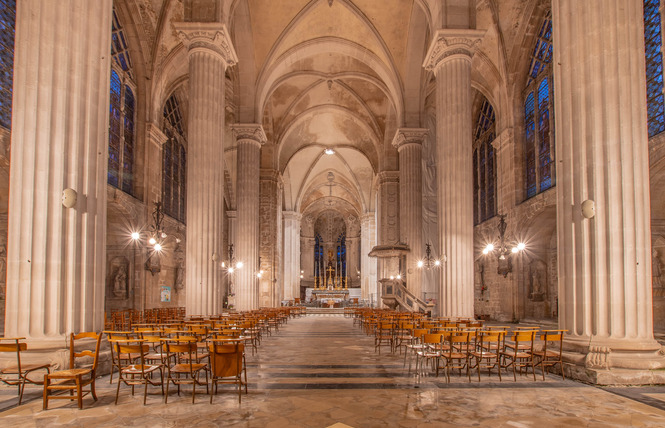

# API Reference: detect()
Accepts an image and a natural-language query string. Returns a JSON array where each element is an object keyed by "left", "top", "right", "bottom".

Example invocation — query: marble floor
[{"left": 2, "top": 314, "right": 665, "bottom": 427}]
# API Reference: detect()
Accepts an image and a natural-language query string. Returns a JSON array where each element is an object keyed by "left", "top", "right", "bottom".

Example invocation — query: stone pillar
[
  {"left": 361, "top": 213, "right": 378, "bottom": 303},
  {"left": 553, "top": 0, "right": 665, "bottom": 376},
  {"left": 282, "top": 211, "right": 301, "bottom": 301},
  {"left": 376, "top": 171, "right": 400, "bottom": 281},
  {"left": 492, "top": 129, "right": 516, "bottom": 215},
  {"left": 232, "top": 125, "right": 266, "bottom": 311},
  {"left": 4, "top": 0, "right": 111, "bottom": 338},
  {"left": 393, "top": 129, "right": 427, "bottom": 299},
  {"left": 424, "top": 29, "right": 484, "bottom": 318},
  {"left": 260, "top": 170, "right": 283, "bottom": 307},
  {"left": 175, "top": 23, "right": 237, "bottom": 316}
]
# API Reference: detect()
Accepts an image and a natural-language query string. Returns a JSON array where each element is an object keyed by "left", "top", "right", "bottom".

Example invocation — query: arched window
[
  {"left": 0, "top": 0, "right": 16, "bottom": 129},
  {"left": 314, "top": 234, "right": 323, "bottom": 286},
  {"left": 108, "top": 9, "right": 136, "bottom": 195},
  {"left": 337, "top": 233, "right": 347, "bottom": 284},
  {"left": 473, "top": 98, "right": 496, "bottom": 225},
  {"left": 163, "top": 94, "right": 187, "bottom": 223},
  {"left": 524, "top": 13, "right": 554, "bottom": 199},
  {"left": 644, "top": 0, "right": 665, "bottom": 137}
]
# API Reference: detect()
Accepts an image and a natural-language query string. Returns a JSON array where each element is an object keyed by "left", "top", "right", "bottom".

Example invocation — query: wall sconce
[
  {"left": 62, "top": 188, "right": 77, "bottom": 208},
  {"left": 482, "top": 214, "right": 525, "bottom": 278},
  {"left": 581, "top": 199, "right": 595, "bottom": 219}
]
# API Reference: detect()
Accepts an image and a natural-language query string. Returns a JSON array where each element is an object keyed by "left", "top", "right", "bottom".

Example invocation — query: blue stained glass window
[
  {"left": 163, "top": 94, "right": 187, "bottom": 223},
  {"left": 524, "top": 12, "right": 555, "bottom": 200},
  {"left": 644, "top": 0, "right": 665, "bottom": 137},
  {"left": 122, "top": 87, "right": 135, "bottom": 194},
  {"left": 111, "top": 10, "right": 133, "bottom": 79},
  {"left": 108, "top": 71, "right": 122, "bottom": 187},
  {"left": 0, "top": 0, "right": 16, "bottom": 129},
  {"left": 473, "top": 98, "right": 497, "bottom": 224}
]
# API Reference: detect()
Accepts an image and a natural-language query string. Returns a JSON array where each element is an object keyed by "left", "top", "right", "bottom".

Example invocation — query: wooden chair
[
  {"left": 0, "top": 337, "right": 50, "bottom": 404},
  {"left": 374, "top": 322, "right": 394, "bottom": 354},
  {"left": 208, "top": 340, "right": 247, "bottom": 403},
  {"left": 469, "top": 331, "right": 504, "bottom": 381},
  {"left": 415, "top": 333, "right": 445, "bottom": 376},
  {"left": 163, "top": 339, "right": 209, "bottom": 403},
  {"left": 533, "top": 330, "right": 566, "bottom": 380},
  {"left": 114, "top": 340, "right": 164, "bottom": 405},
  {"left": 403, "top": 328, "right": 428, "bottom": 372},
  {"left": 440, "top": 331, "right": 472, "bottom": 383},
  {"left": 104, "top": 330, "right": 134, "bottom": 384},
  {"left": 43, "top": 332, "right": 102, "bottom": 410},
  {"left": 501, "top": 330, "right": 537, "bottom": 381}
]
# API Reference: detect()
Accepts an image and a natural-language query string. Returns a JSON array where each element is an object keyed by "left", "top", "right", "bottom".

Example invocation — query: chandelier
[
  {"left": 482, "top": 214, "right": 525, "bottom": 277},
  {"left": 221, "top": 243, "right": 243, "bottom": 273},
  {"left": 417, "top": 242, "right": 443, "bottom": 270}
]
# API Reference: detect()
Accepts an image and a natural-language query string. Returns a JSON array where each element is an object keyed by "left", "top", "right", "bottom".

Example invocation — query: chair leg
[
  {"left": 77, "top": 378, "right": 83, "bottom": 409},
  {"left": 43, "top": 375, "right": 49, "bottom": 410},
  {"left": 143, "top": 378, "right": 148, "bottom": 405},
  {"left": 115, "top": 375, "right": 122, "bottom": 405},
  {"left": 18, "top": 376, "right": 26, "bottom": 405},
  {"left": 91, "top": 377, "right": 98, "bottom": 401}
]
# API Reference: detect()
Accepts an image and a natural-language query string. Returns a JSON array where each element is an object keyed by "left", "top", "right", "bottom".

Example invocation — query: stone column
[
  {"left": 175, "top": 23, "right": 237, "bottom": 316},
  {"left": 259, "top": 169, "right": 282, "bottom": 307},
  {"left": 232, "top": 125, "right": 266, "bottom": 311},
  {"left": 282, "top": 211, "right": 301, "bottom": 300},
  {"left": 492, "top": 129, "right": 516, "bottom": 215},
  {"left": 424, "top": 29, "right": 484, "bottom": 318},
  {"left": 393, "top": 129, "right": 427, "bottom": 299},
  {"left": 553, "top": 0, "right": 665, "bottom": 376},
  {"left": 4, "top": 0, "right": 111, "bottom": 338},
  {"left": 376, "top": 171, "right": 400, "bottom": 281},
  {"left": 361, "top": 213, "right": 378, "bottom": 302}
]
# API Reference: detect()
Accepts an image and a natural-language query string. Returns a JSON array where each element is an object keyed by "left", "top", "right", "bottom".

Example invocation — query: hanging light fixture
[
  {"left": 482, "top": 214, "right": 526, "bottom": 277},
  {"left": 417, "top": 242, "right": 442, "bottom": 270},
  {"left": 221, "top": 243, "right": 243, "bottom": 273}
]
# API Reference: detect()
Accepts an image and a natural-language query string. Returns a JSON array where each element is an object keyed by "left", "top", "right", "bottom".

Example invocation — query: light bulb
[
  {"left": 434, "top": 260, "right": 441, "bottom": 266},
  {"left": 131, "top": 232, "right": 140, "bottom": 241},
  {"left": 236, "top": 261, "right": 243, "bottom": 269},
  {"left": 228, "top": 267, "right": 234, "bottom": 274},
  {"left": 153, "top": 243, "right": 162, "bottom": 252},
  {"left": 517, "top": 242, "right": 526, "bottom": 251},
  {"left": 417, "top": 260, "right": 424, "bottom": 268},
  {"left": 148, "top": 237, "right": 157, "bottom": 245}
]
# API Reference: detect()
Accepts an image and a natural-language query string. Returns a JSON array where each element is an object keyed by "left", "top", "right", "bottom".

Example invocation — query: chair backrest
[
  {"left": 540, "top": 330, "right": 565, "bottom": 353},
  {"left": 511, "top": 330, "right": 536, "bottom": 351},
  {"left": 70, "top": 332, "right": 102, "bottom": 372},
  {"left": 115, "top": 340, "right": 149, "bottom": 369},
  {"left": 422, "top": 333, "right": 444, "bottom": 346},
  {"left": 0, "top": 337, "right": 27, "bottom": 372},
  {"left": 164, "top": 339, "right": 198, "bottom": 365},
  {"left": 208, "top": 342, "right": 244, "bottom": 377}
]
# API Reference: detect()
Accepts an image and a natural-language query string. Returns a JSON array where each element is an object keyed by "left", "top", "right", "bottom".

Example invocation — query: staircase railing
[{"left": 380, "top": 279, "right": 434, "bottom": 315}]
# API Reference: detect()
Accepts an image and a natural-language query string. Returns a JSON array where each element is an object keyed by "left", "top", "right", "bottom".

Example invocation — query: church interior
[{"left": 1, "top": 0, "right": 665, "bottom": 424}]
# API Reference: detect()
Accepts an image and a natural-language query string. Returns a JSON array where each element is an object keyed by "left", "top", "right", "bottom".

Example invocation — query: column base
[{"left": 561, "top": 336, "right": 665, "bottom": 385}]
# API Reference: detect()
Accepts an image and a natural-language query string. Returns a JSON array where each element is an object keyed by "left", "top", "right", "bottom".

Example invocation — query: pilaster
[{"left": 282, "top": 211, "right": 302, "bottom": 301}]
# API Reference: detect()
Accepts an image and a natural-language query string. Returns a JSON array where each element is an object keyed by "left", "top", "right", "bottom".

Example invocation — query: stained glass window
[
  {"left": 523, "top": 12, "right": 555, "bottom": 200},
  {"left": 644, "top": 0, "right": 665, "bottom": 137},
  {"left": 108, "top": 9, "right": 136, "bottom": 195},
  {"left": 0, "top": 0, "right": 16, "bottom": 129},
  {"left": 473, "top": 98, "right": 496, "bottom": 225},
  {"left": 163, "top": 94, "right": 187, "bottom": 223}
]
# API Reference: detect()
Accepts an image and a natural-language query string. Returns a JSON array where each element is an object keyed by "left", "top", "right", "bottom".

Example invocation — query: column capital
[
  {"left": 491, "top": 127, "right": 513, "bottom": 152},
  {"left": 174, "top": 22, "right": 238, "bottom": 67},
  {"left": 423, "top": 29, "right": 485, "bottom": 72},
  {"left": 361, "top": 212, "right": 376, "bottom": 224},
  {"left": 392, "top": 128, "right": 428, "bottom": 151},
  {"left": 232, "top": 124, "right": 267, "bottom": 148},
  {"left": 377, "top": 171, "right": 399, "bottom": 185},
  {"left": 146, "top": 123, "right": 168, "bottom": 149},
  {"left": 283, "top": 210, "right": 302, "bottom": 222}
]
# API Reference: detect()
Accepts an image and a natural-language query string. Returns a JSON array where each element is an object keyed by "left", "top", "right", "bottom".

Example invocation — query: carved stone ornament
[
  {"left": 174, "top": 22, "right": 238, "bottom": 67},
  {"left": 423, "top": 29, "right": 485, "bottom": 72},
  {"left": 585, "top": 346, "right": 611, "bottom": 370},
  {"left": 231, "top": 124, "right": 267, "bottom": 146},
  {"left": 392, "top": 128, "right": 428, "bottom": 151}
]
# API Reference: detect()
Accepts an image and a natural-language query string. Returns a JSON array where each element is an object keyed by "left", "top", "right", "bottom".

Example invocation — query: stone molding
[
  {"left": 391, "top": 128, "right": 428, "bottom": 151},
  {"left": 174, "top": 22, "right": 238, "bottom": 66},
  {"left": 232, "top": 124, "right": 267, "bottom": 147},
  {"left": 282, "top": 210, "right": 302, "bottom": 222},
  {"left": 146, "top": 123, "right": 168, "bottom": 149},
  {"left": 377, "top": 171, "right": 399, "bottom": 186},
  {"left": 492, "top": 127, "right": 514, "bottom": 152},
  {"left": 423, "top": 29, "right": 485, "bottom": 72}
]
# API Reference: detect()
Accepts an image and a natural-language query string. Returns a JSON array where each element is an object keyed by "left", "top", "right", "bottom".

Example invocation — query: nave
[{"left": 1, "top": 315, "right": 665, "bottom": 427}]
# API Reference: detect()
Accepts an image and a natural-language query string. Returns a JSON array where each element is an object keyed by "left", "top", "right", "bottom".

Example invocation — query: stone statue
[
  {"left": 653, "top": 249, "right": 663, "bottom": 289},
  {"left": 529, "top": 260, "right": 546, "bottom": 301},
  {"left": 175, "top": 263, "right": 184, "bottom": 292},
  {"left": 113, "top": 265, "right": 127, "bottom": 298}
]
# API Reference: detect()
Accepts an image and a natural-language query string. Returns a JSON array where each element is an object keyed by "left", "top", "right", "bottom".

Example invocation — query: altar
[{"left": 311, "top": 289, "right": 350, "bottom": 300}]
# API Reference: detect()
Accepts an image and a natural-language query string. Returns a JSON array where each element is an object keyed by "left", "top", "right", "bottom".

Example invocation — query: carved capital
[
  {"left": 492, "top": 127, "right": 513, "bottom": 151},
  {"left": 232, "top": 124, "right": 267, "bottom": 147},
  {"left": 423, "top": 29, "right": 485, "bottom": 72},
  {"left": 145, "top": 123, "right": 168, "bottom": 148},
  {"left": 392, "top": 128, "right": 428, "bottom": 151},
  {"left": 174, "top": 22, "right": 238, "bottom": 67},
  {"left": 377, "top": 171, "right": 400, "bottom": 186},
  {"left": 283, "top": 211, "right": 302, "bottom": 222}
]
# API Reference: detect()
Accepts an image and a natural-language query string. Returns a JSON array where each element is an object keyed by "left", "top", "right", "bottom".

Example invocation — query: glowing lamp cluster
[{"left": 482, "top": 214, "right": 526, "bottom": 277}]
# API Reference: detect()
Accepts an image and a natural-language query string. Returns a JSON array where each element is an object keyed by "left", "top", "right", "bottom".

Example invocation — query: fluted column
[
  {"left": 424, "top": 30, "right": 483, "bottom": 318},
  {"left": 361, "top": 213, "right": 378, "bottom": 302},
  {"left": 393, "top": 129, "right": 427, "bottom": 299},
  {"left": 175, "top": 23, "right": 237, "bottom": 316},
  {"left": 233, "top": 125, "right": 266, "bottom": 311},
  {"left": 553, "top": 0, "right": 664, "bottom": 371},
  {"left": 5, "top": 0, "right": 111, "bottom": 338},
  {"left": 282, "top": 211, "right": 302, "bottom": 300}
]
